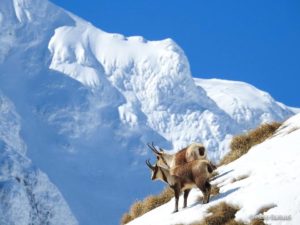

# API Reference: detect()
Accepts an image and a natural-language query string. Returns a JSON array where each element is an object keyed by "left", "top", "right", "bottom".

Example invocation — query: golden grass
[
  {"left": 120, "top": 187, "right": 173, "bottom": 224},
  {"left": 120, "top": 213, "right": 132, "bottom": 225},
  {"left": 224, "top": 220, "right": 246, "bottom": 225},
  {"left": 191, "top": 217, "right": 265, "bottom": 225},
  {"left": 190, "top": 202, "right": 240, "bottom": 225},
  {"left": 257, "top": 204, "right": 276, "bottom": 215},
  {"left": 249, "top": 218, "right": 266, "bottom": 225},
  {"left": 231, "top": 174, "right": 249, "bottom": 183},
  {"left": 220, "top": 122, "right": 282, "bottom": 165},
  {"left": 204, "top": 202, "right": 239, "bottom": 225},
  {"left": 211, "top": 185, "right": 220, "bottom": 196}
]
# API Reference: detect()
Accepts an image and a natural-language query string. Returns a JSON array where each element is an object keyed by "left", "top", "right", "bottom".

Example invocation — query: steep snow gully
[{"left": 0, "top": 0, "right": 296, "bottom": 224}]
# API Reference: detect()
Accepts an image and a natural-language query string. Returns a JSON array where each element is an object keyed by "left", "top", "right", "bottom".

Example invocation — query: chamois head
[
  {"left": 147, "top": 142, "right": 170, "bottom": 169},
  {"left": 145, "top": 159, "right": 167, "bottom": 181}
]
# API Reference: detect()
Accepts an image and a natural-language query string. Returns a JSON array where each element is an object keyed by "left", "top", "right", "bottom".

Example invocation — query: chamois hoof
[{"left": 172, "top": 209, "right": 178, "bottom": 213}]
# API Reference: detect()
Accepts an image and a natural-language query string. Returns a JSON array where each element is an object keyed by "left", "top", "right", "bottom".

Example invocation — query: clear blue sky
[{"left": 51, "top": 0, "right": 300, "bottom": 107}]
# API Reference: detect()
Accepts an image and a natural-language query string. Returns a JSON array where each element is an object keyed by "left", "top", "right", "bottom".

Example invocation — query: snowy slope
[
  {"left": 128, "top": 113, "right": 300, "bottom": 225},
  {"left": 0, "top": 0, "right": 296, "bottom": 224},
  {"left": 195, "top": 78, "right": 294, "bottom": 130}
]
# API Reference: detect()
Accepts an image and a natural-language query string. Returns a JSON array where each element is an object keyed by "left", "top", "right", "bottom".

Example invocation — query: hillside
[{"left": 127, "top": 113, "right": 300, "bottom": 225}]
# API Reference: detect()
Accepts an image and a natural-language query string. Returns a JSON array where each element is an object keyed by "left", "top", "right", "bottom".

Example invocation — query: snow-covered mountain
[
  {"left": 128, "top": 113, "right": 300, "bottom": 225},
  {"left": 195, "top": 78, "right": 294, "bottom": 130},
  {"left": 0, "top": 0, "right": 296, "bottom": 224},
  {"left": 0, "top": 93, "right": 77, "bottom": 225}
]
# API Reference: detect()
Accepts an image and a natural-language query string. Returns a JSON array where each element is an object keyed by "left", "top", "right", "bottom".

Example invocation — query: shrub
[
  {"left": 225, "top": 220, "right": 246, "bottom": 225},
  {"left": 204, "top": 202, "right": 239, "bottom": 225},
  {"left": 231, "top": 174, "right": 249, "bottom": 183},
  {"left": 220, "top": 122, "right": 282, "bottom": 165},
  {"left": 120, "top": 213, "right": 132, "bottom": 225},
  {"left": 249, "top": 218, "right": 266, "bottom": 225},
  {"left": 190, "top": 202, "right": 240, "bottom": 225},
  {"left": 211, "top": 185, "right": 220, "bottom": 196},
  {"left": 129, "top": 200, "right": 144, "bottom": 219},
  {"left": 120, "top": 187, "right": 173, "bottom": 224}
]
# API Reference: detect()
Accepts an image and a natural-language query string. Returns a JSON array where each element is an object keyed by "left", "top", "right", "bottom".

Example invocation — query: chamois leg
[
  {"left": 195, "top": 178, "right": 208, "bottom": 204},
  {"left": 183, "top": 189, "right": 191, "bottom": 208},
  {"left": 172, "top": 185, "right": 180, "bottom": 213},
  {"left": 204, "top": 181, "right": 211, "bottom": 203},
  {"left": 201, "top": 181, "right": 211, "bottom": 204}
]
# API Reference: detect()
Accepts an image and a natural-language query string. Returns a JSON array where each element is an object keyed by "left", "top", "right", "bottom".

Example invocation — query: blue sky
[{"left": 51, "top": 0, "right": 300, "bottom": 107}]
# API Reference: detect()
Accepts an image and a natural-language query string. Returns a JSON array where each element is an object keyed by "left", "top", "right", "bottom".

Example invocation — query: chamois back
[
  {"left": 170, "top": 160, "right": 211, "bottom": 178},
  {"left": 172, "top": 143, "right": 207, "bottom": 167},
  {"left": 173, "top": 147, "right": 188, "bottom": 166}
]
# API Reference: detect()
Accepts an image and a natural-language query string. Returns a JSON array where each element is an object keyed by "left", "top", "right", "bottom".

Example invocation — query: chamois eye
[{"left": 156, "top": 156, "right": 159, "bottom": 160}]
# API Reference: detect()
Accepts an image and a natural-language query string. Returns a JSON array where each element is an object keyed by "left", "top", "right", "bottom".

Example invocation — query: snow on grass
[{"left": 128, "top": 113, "right": 300, "bottom": 225}]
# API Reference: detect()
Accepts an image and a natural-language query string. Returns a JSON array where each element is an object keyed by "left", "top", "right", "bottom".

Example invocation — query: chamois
[
  {"left": 146, "top": 159, "right": 213, "bottom": 213},
  {"left": 147, "top": 142, "right": 208, "bottom": 169}
]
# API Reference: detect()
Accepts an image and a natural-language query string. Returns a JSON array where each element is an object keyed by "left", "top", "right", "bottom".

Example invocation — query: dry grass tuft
[
  {"left": 211, "top": 185, "right": 220, "bottom": 196},
  {"left": 120, "top": 187, "right": 173, "bottom": 224},
  {"left": 231, "top": 174, "right": 249, "bottom": 183},
  {"left": 189, "top": 202, "right": 240, "bottom": 225},
  {"left": 249, "top": 218, "right": 266, "bottom": 225},
  {"left": 220, "top": 122, "right": 282, "bottom": 165},
  {"left": 224, "top": 219, "right": 246, "bottom": 225},
  {"left": 178, "top": 201, "right": 272, "bottom": 225},
  {"left": 257, "top": 204, "right": 276, "bottom": 215},
  {"left": 129, "top": 200, "right": 144, "bottom": 219},
  {"left": 204, "top": 202, "right": 239, "bottom": 225},
  {"left": 120, "top": 213, "right": 132, "bottom": 225}
]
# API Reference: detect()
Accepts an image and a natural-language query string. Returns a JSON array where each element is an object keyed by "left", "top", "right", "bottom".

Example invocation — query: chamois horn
[
  {"left": 145, "top": 159, "right": 155, "bottom": 170},
  {"left": 147, "top": 142, "right": 162, "bottom": 156}
]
